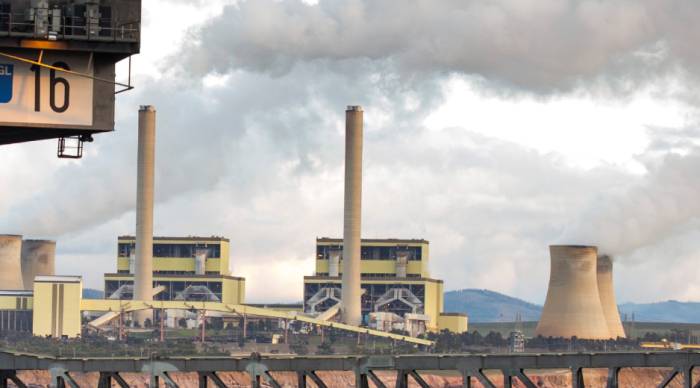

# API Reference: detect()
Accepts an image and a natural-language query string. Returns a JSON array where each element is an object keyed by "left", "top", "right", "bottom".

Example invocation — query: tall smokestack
[
  {"left": 597, "top": 255, "right": 626, "bottom": 339},
  {"left": 134, "top": 105, "right": 156, "bottom": 324},
  {"left": 535, "top": 245, "right": 611, "bottom": 339},
  {"left": 0, "top": 235, "right": 24, "bottom": 290},
  {"left": 21, "top": 240, "right": 56, "bottom": 291},
  {"left": 341, "top": 106, "right": 363, "bottom": 326}
]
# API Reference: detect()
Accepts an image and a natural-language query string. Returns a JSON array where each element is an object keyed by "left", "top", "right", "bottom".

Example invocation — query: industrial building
[
  {"left": 535, "top": 245, "right": 626, "bottom": 340},
  {"left": 304, "top": 237, "right": 467, "bottom": 334},
  {"left": 103, "top": 236, "right": 245, "bottom": 305}
]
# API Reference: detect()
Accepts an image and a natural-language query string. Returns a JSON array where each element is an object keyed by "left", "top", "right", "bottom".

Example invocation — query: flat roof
[
  {"left": 118, "top": 236, "right": 230, "bottom": 243},
  {"left": 0, "top": 291, "right": 33, "bottom": 296},
  {"left": 104, "top": 273, "right": 245, "bottom": 281},
  {"left": 317, "top": 237, "right": 429, "bottom": 244},
  {"left": 303, "top": 275, "right": 443, "bottom": 284},
  {"left": 35, "top": 276, "right": 81, "bottom": 283}
]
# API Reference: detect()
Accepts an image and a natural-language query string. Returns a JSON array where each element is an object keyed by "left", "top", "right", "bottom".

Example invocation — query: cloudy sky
[{"left": 3, "top": 0, "right": 700, "bottom": 305}]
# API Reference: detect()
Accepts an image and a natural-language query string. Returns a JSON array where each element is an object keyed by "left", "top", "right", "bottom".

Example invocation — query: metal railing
[{"left": 0, "top": 11, "right": 139, "bottom": 42}]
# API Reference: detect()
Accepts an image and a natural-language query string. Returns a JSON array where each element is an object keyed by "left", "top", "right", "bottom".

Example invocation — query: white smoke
[
  {"left": 182, "top": 0, "right": 700, "bottom": 92},
  {"left": 560, "top": 148, "right": 700, "bottom": 255}
]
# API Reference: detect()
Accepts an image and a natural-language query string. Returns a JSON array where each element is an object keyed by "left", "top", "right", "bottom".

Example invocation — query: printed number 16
[{"left": 29, "top": 62, "right": 71, "bottom": 113}]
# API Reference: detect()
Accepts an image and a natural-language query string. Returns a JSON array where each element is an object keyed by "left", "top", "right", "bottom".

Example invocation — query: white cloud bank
[{"left": 3, "top": 0, "right": 700, "bottom": 305}]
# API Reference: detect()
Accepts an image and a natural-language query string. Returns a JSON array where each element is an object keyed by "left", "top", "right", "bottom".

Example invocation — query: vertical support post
[
  {"left": 572, "top": 367, "right": 585, "bottom": 388},
  {"left": 684, "top": 366, "right": 693, "bottom": 388},
  {"left": 503, "top": 371, "right": 513, "bottom": 388},
  {"left": 460, "top": 370, "right": 471, "bottom": 388},
  {"left": 297, "top": 372, "right": 306, "bottom": 388},
  {"left": 606, "top": 367, "right": 620, "bottom": 388},
  {"left": 200, "top": 310, "right": 206, "bottom": 343},
  {"left": 98, "top": 373, "right": 112, "bottom": 388},
  {"left": 396, "top": 370, "right": 408, "bottom": 388},
  {"left": 242, "top": 314, "right": 248, "bottom": 339},
  {"left": 160, "top": 307, "right": 165, "bottom": 342},
  {"left": 198, "top": 373, "right": 207, "bottom": 388}
]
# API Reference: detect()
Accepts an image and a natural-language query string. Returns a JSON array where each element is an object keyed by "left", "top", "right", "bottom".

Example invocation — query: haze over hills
[{"left": 444, "top": 289, "right": 700, "bottom": 324}]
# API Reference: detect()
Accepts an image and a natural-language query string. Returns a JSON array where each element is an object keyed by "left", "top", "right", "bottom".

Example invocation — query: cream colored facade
[
  {"left": 32, "top": 276, "right": 82, "bottom": 338},
  {"left": 107, "top": 236, "right": 243, "bottom": 305},
  {"left": 117, "top": 236, "right": 231, "bottom": 275},
  {"left": 306, "top": 238, "right": 466, "bottom": 333}
]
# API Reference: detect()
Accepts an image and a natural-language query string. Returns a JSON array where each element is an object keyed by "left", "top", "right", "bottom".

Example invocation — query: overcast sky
[{"left": 3, "top": 0, "right": 700, "bottom": 305}]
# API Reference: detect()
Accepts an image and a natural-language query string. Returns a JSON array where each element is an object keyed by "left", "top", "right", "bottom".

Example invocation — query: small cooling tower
[
  {"left": 597, "top": 254, "right": 626, "bottom": 339},
  {"left": 21, "top": 239, "right": 56, "bottom": 291},
  {"left": 535, "top": 245, "right": 611, "bottom": 339},
  {"left": 0, "top": 235, "right": 25, "bottom": 290}
]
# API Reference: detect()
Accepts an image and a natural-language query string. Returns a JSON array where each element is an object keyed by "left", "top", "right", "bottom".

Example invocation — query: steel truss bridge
[{"left": 1, "top": 350, "right": 700, "bottom": 388}]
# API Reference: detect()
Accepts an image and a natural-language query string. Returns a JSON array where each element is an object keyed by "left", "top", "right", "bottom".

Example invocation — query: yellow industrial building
[
  {"left": 304, "top": 238, "right": 467, "bottom": 333},
  {"left": 0, "top": 235, "right": 463, "bottom": 341},
  {"left": 103, "top": 236, "right": 245, "bottom": 305}
]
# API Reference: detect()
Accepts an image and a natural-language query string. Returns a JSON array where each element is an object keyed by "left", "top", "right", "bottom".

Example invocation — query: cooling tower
[
  {"left": 597, "top": 255, "right": 626, "bottom": 339},
  {"left": 535, "top": 245, "right": 611, "bottom": 339},
  {"left": 134, "top": 105, "right": 156, "bottom": 324},
  {"left": 21, "top": 240, "right": 56, "bottom": 291},
  {"left": 0, "top": 235, "right": 24, "bottom": 290},
  {"left": 341, "top": 106, "right": 363, "bottom": 326}
]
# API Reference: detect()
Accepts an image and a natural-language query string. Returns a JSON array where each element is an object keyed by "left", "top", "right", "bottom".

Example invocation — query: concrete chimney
[
  {"left": 535, "top": 245, "right": 611, "bottom": 339},
  {"left": 597, "top": 254, "right": 626, "bottom": 339},
  {"left": 0, "top": 235, "right": 24, "bottom": 290},
  {"left": 21, "top": 240, "right": 56, "bottom": 291},
  {"left": 341, "top": 106, "right": 363, "bottom": 326},
  {"left": 134, "top": 105, "right": 156, "bottom": 324}
]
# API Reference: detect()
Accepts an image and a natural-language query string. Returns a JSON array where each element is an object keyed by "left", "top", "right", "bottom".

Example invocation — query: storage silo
[
  {"left": 597, "top": 254, "right": 626, "bottom": 339},
  {"left": 0, "top": 235, "right": 25, "bottom": 290},
  {"left": 535, "top": 245, "right": 611, "bottom": 339},
  {"left": 21, "top": 239, "right": 56, "bottom": 291}
]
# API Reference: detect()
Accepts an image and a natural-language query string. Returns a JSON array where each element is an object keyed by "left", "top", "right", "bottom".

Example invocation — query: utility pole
[
  {"left": 200, "top": 310, "right": 206, "bottom": 343},
  {"left": 160, "top": 307, "right": 165, "bottom": 342}
]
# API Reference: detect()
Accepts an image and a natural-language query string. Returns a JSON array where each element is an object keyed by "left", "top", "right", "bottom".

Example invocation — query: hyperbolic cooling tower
[
  {"left": 134, "top": 105, "right": 156, "bottom": 324},
  {"left": 21, "top": 240, "right": 56, "bottom": 291},
  {"left": 535, "top": 245, "right": 611, "bottom": 339},
  {"left": 341, "top": 106, "right": 364, "bottom": 326},
  {"left": 0, "top": 235, "right": 24, "bottom": 290},
  {"left": 597, "top": 254, "right": 626, "bottom": 339}
]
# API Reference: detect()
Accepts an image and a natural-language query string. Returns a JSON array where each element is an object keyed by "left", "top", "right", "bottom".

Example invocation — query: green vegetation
[{"left": 0, "top": 332, "right": 227, "bottom": 358}]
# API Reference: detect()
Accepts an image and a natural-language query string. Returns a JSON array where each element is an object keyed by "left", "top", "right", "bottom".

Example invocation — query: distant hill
[
  {"left": 444, "top": 289, "right": 700, "bottom": 324},
  {"left": 82, "top": 288, "right": 104, "bottom": 299},
  {"left": 619, "top": 301, "right": 700, "bottom": 323},
  {"left": 444, "top": 289, "right": 542, "bottom": 322}
]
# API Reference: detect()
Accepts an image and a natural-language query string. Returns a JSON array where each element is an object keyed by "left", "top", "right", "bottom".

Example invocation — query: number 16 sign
[{"left": 0, "top": 51, "right": 94, "bottom": 126}]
